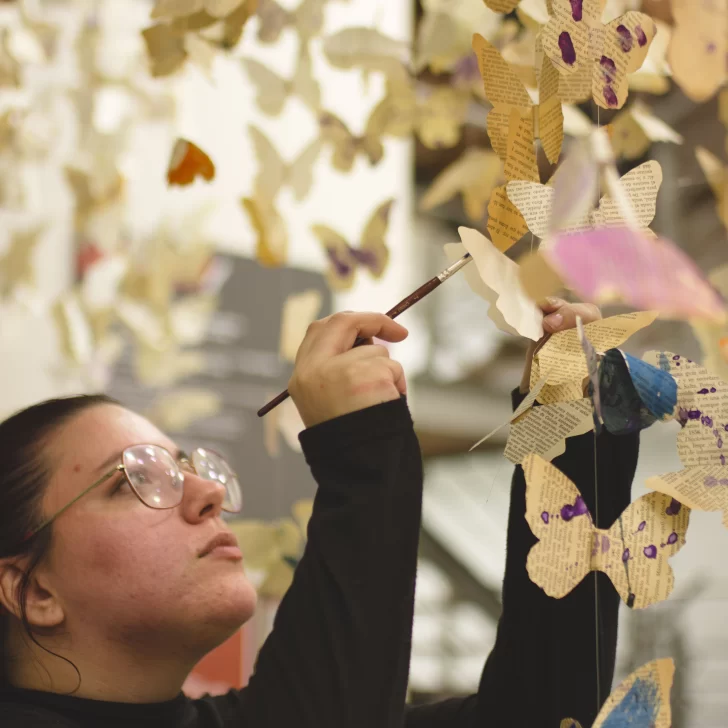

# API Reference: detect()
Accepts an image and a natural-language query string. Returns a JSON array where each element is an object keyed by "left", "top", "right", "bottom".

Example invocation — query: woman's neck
[{"left": 6, "top": 622, "right": 196, "bottom": 703}]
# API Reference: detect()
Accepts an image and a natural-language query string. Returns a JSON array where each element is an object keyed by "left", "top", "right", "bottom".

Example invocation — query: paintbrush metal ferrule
[{"left": 438, "top": 253, "right": 472, "bottom": 282}]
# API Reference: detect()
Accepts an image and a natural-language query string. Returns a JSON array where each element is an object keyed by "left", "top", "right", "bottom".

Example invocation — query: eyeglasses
[{"left": 28, "top": 444, "right": 242, "bottom": 539}]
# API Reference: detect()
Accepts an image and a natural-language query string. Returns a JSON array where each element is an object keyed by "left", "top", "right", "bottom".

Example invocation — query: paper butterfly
[
  {"left": 443, "top": 227, "right": 543, "bottom": 341},
  {"left": 167, "top": 139, "right": 215, "bottom": 186},
  {"left": 142, "top": 22, "right": 220, "bottom": 78},
  {"left": 242, "top": 48, "right": 320, "bottom": 117},
  {"left": 312, "top": 199, "right": 392, "bottom": 291},
  {"left": 473, "top": 33, "right": 564, "bottom": 178},
  {"left": 319, "top": 108, "right": 389, "bottom": 174},
  {"left": 248, "top": 125, "right": 321, "bottom": 203},
  {"left": 608, "top": 101, "right": 683, "bottom": 161},
  {"left": 0, "top": 227, "right": 43, "bottom": 297},
  {"left": 668, "top": 0, "right": 727, "bottom": 103},
  {"left": 541, "top": 0, "right": 657, "bottom": 109},
  {"left": 241, "top": 195, "right": 287, "bottom": 267},
  {"left": 695, "top": 146, "right": 728, "bottom": 232},
  {"left": 523, "top": 453, "right": 690, "bottom": 609},
  {"left": 562, "top": 658, "right": 674, "bottom": 728},
  {"left": 507, "top": 160, "right": 662, "bottom": 249},
  {"left": 255, "top": 0, "right": 324, "bottom": 45},
  {"left": 530, "top": 311, "right": 658, "bottom": 406},
  {"left": 519, "top": 226, "right": 728, "bottom": 324},
  {"left": 420, "top": 147, "right": 502, "bottom": 222},
  {"left": 151, "top": 0, "right": 251, "bottom": 21},
  {"left": 322, "top": 27, "right": 410, "bottom": 75}
]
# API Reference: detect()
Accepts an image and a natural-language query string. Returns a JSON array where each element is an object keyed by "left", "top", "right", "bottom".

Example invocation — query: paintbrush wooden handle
[{"left": 257, "top": 254, "right": 472, "bottom": 418}]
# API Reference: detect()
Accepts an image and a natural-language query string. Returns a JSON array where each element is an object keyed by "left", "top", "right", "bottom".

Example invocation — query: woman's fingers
[
  {"left": 296, "top": 312, "right": 408, "bottom": 362},
  {"left": 542, "top": 301, "right": 601, "bottom": 333}
]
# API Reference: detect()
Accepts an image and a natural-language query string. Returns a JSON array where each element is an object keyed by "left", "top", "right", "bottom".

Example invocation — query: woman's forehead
[{"left": 47, "top": 404, "right": 177, "bottom": 475}]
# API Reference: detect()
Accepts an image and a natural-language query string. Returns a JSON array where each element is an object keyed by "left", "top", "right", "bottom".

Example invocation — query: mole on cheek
[{"left": 73, "top": 464, "right": 82, "bottom": 473}]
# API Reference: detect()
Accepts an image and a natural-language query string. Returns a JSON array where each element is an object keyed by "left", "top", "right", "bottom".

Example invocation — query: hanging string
[{"left": 592, "top": 102, "right": 602, "bottom": 715}]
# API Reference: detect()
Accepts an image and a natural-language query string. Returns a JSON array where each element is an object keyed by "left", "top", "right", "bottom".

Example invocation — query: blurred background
[{"left": 1, "top": 0, "right": 727, "bottom": 724}]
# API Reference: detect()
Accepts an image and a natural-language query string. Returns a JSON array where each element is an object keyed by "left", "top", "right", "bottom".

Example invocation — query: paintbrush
[{"left": 257, "top": 253, "right": 473, "bottom": 417}]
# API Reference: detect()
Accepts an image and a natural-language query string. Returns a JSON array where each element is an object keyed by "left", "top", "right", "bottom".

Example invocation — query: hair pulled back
[{"left": 0, "top": 394, "right": 118, "bottom": 689}]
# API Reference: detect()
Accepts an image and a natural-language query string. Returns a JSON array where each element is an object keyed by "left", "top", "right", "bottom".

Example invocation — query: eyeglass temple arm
[{"left": 28, "top": 465, "right": 124, "bottom": 538}]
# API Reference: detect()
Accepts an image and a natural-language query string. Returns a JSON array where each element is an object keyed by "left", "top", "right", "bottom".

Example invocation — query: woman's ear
[{"left": 0, "top": 559, "right": 64, "bottom": 628}]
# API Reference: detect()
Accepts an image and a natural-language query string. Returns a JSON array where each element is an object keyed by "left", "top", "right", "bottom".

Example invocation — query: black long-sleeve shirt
[{"left": 0, "top": 393, "right": 639, "bottom": 727}]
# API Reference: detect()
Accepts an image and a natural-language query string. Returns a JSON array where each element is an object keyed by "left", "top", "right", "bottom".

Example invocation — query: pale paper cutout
[
  {"left": 507, "top": 160, "right": 662, "bottom": 245},
  {"left": 484, "top": 0, "right": 520, "bottom": 12},
  {"left": 505, "top": 399, "right": 594, "bottom": 464},
  {"left": 249, "top": 125, "right": 321, "bottom": 203},
  {"left": 561, "top": 103, "right": 593, "bottom": 137},
  {"left": 242, "top": 49, "right": 321, "bottom": 117},
  {"left": 564, "top": 658, "right": 675, "bottom": 728},
  {"left": 628, "top": 18, "right": 672, "bottom": 96},
  {"left": 609, "top": 102, "right": 683, "bottom": 161},
  {"left": 668, "top": 0, "right": 728, "bottom": 103},
  {"left": 443, "top": 228, "right": 544, "bottom": 341},
  {"left": 692, "top": 265, "right": 728, "bottom": 383},
  {"left": 420, "top": 148, "right": 502, "bottom": 221},
  {"left": 279, "top": 289, "right": 323, "bottom": 363},
  {"left": 531, "top": 312, "right": 659, "bottom": 404},
  {"left": 470, "top": 376, "right": 550, "bottom": 451},
  {"left": 264, "top": 395, "right": 304, "bottom": 458},
  {"left": 695, "top": 146, "right": 728, "bottom": 230},
  {"left": 487, "top": 185, "right": 530, "bottom": 253},
  {"left": 523, "top": 453, "right": 690, "bottom": 609},
  {"left": 145, "top": 388, "right": 222, "bottom": 432}
]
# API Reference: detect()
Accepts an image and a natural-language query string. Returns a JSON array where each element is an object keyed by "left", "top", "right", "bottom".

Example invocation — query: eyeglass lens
[{"left": 122, "top": 445, "right": 242, "bottom": 513}]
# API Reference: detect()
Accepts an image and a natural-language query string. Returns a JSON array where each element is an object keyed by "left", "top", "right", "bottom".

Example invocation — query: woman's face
[{"left": 37, "top": 403, "right": 257, "bottom": 655}]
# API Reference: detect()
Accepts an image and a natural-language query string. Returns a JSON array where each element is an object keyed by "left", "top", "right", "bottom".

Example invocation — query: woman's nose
[{"left": 180, "top": 471, "right": 226, "bottom": 523}]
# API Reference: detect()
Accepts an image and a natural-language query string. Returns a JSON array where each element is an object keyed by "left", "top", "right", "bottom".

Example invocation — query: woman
[{"left": 0, "top": 301, "right": 638, "bottom": 727}]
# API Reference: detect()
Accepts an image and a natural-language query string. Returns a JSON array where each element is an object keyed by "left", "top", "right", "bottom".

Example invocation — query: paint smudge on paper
[
  {"left": 559, "top": 32, "right": 576, "bottom": 65},
  {"left": 616, "top": 25, "right": 633, "bottom": 53}
]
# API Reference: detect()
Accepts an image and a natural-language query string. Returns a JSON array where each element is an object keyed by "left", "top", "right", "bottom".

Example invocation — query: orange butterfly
[{"left": 167, "top": 139, "right": 215, "bottom": 186}]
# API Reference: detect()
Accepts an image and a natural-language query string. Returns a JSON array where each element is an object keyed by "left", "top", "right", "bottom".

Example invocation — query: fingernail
[
  {"left": 544, "top": 313, "right": 563, "bottom": 331},
  {"left": 546, "top": 297, "right": 560, "bottom": 305}
]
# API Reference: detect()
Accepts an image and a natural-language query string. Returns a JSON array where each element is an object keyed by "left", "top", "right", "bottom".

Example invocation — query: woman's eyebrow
[{"left": 94, "top": 445, "right": 183, "bottom": 474}]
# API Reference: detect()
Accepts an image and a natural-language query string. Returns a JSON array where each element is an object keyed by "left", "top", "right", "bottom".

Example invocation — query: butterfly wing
[
  {"left": 472, "top": 33, "right": 532, "bottom": 109},
  {"left": 522, "top": 453, "right": 594, "bottom": 599},
  {"left": 415, "top": 87, "right": 469, "bottom": 150},
  {"left": 593, "top": 658, "right": 674, "bottom": 728},
  {"left": 248, "top": 125, "right": 285, "bottom": 201},
  {"left": 536, "top": 51, "right": 564, "bottom": 164},
  {"left": 294, "top": 0, "right": 325, "bottom": 42},
  {"left": 288, "top": 138, "right": 321, "bottom": 202},
  {"left": 606, "top": 491, "right": 689, "bottom": 609},
  {"left": 540, "top": 0, "right": 602, "bottom": 74},
  {"left": 593, "top": 12, "right": 657, "bottom": 110},
  {"left": 505, "top": 182, "right": 556, "bottom": 239},
  {"left": 242, "top": 58, "right": 288, "bottom": 116},
  {"left": 311, "top": 224, "right": 357, "bottom": 291},
  {"left": 242, "top": 195, "right": 288, "bottom": 267},
  {"left": 256, "top": 0, "right": 291, "bottom": 44},
  {"left": 647, "top": 465, "right": 728, "bottom": 528},
  {"left": 591, "top": 160, "right": 662, "bottom": 231},
  {"left": 291, "top": 47, "right": 321, "bottom": 113},
  {"left": 319, "top": 111, "right": 356, "bottom": 173},
  {"left": 167, "top": 139, "right": 215, "bottom": 185},
  {"left": 357, "top": 199, "right": 393, "bottom": 279}
]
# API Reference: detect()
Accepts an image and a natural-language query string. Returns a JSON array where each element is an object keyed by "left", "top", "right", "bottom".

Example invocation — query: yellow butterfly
[
  {"left": 312, "top": 199, "right": 393, "bottom": 291},
  {"left": 421, "top": 147, "right": 502, "bottom": 222},
  {"left": 0, "top": 227, "right": 43, "bottom": 297},
  {"left": 562, "top": 658, "right": 674, "bottom": 728},
  {"left": 242, "top": 47, "right": 320, "bottom": 116},
  {"left": 256, "top": 0, "right": 324, "bottom": 45},
  {"left": 241, "top": 194, "right": 288, "bottom": 267},
  {"left": 523, "top": 453, "right": 690, "bottom": 609},
  {"left": 473, "top": 33, "right": 564, "bottom": 178},
  {"left": 608, "top": 102, "right": 683, "bottom": 161},
  {"left": 668, "top": 0, "right": 727, "bottom": 103},
  {"left": 248, "top": 125, "right": 321, "bottom": 203},
  {"left": 318, "top": 107, "right": 389, "bottom": 174}
]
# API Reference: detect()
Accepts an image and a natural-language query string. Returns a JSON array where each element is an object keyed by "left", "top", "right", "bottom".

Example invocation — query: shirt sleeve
[
  {"left": 203, "top": 396, "right": 422, "bottom": 728},
  {"left": 405, "top": 388, "right": 639, "bottom": 728}
]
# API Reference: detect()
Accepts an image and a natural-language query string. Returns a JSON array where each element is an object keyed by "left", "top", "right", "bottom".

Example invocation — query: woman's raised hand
[{"left": 288, "top": 312, "right": 409, "bottom": 428}]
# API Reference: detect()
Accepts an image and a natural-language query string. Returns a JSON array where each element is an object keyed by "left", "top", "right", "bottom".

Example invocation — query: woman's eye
[{"left": 112, "top": 477, "right": 132, "bottom": 495}]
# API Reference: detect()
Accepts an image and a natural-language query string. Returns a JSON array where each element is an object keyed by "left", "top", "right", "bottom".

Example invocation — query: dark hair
[{"left": 0, "top": 394, "right": 119, "bottom": 691}]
